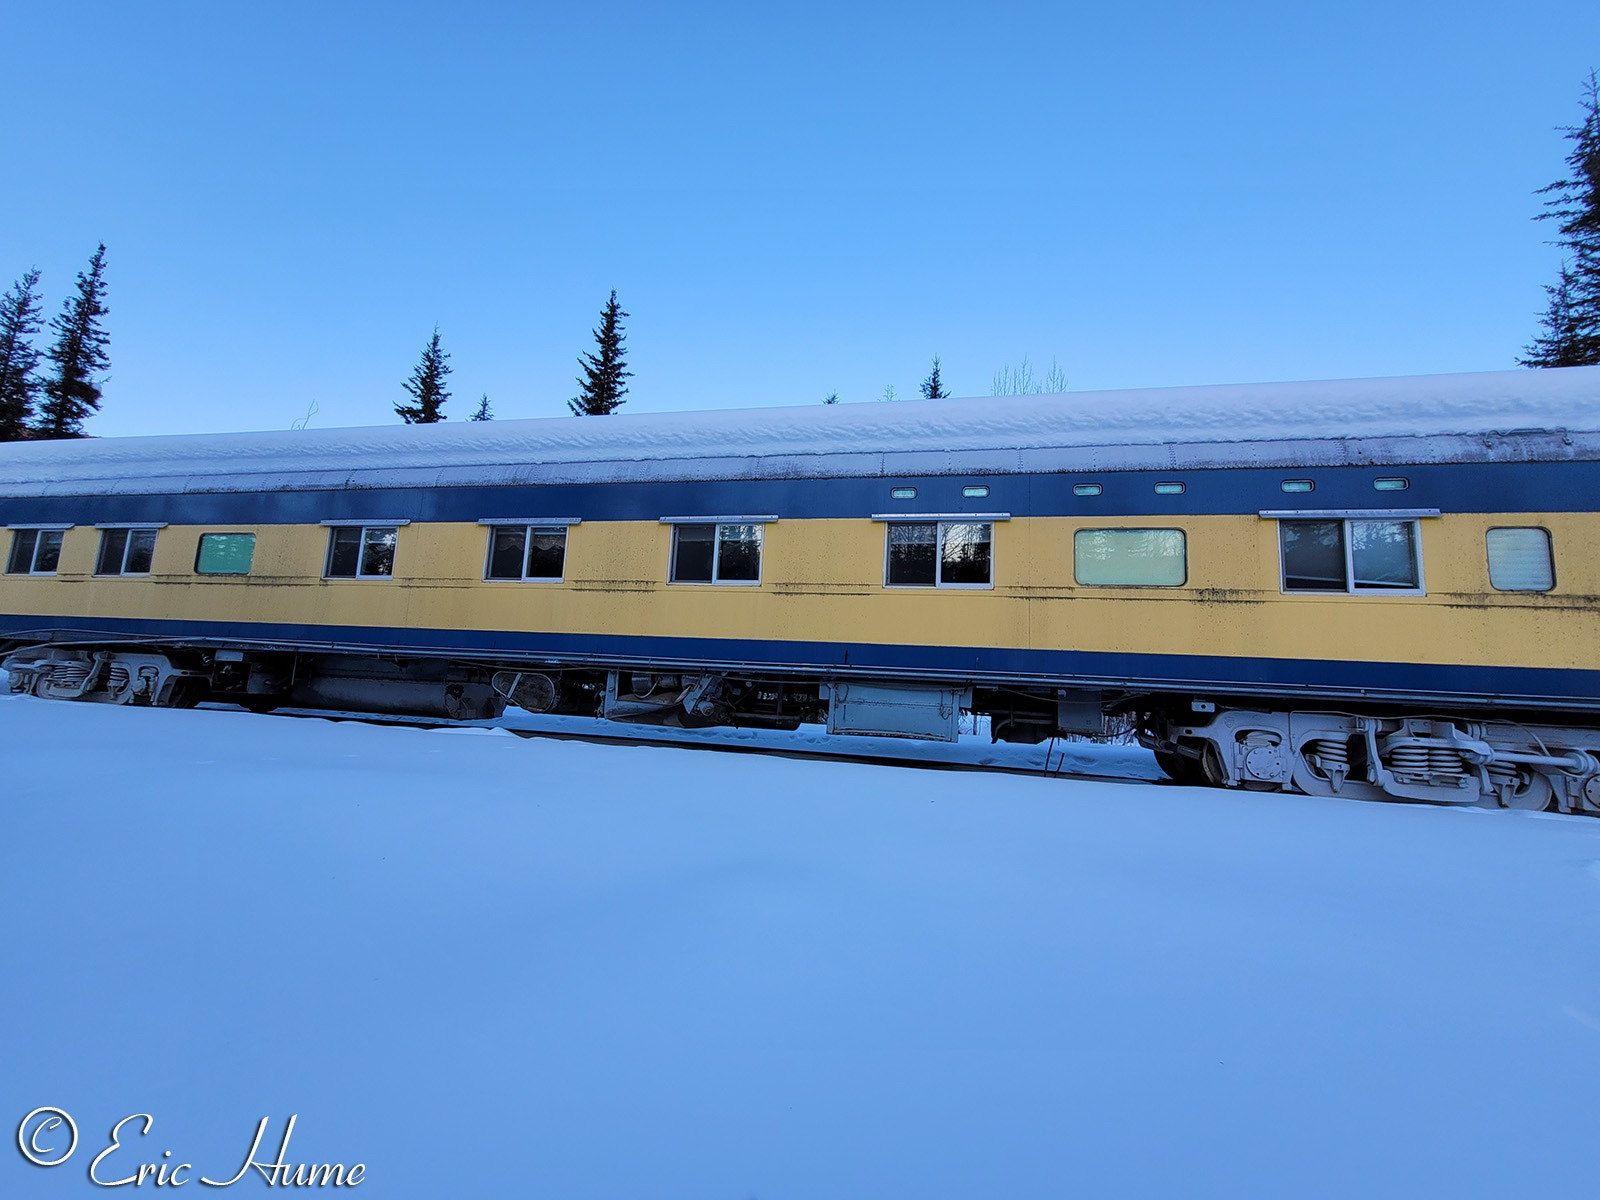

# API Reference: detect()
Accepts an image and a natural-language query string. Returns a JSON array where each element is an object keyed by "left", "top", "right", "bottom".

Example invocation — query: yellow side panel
[{"left": 1, "top": 514, "right": 1595, "bottom": 672}]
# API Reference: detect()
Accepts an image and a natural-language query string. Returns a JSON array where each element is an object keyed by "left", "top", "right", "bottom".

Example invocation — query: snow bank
[
  {"left": 4, "top": 691, "right": 1600, "bottom": 1197},
  {"left": 0, "top": 367, "right": 1595, "bottom": 495}
]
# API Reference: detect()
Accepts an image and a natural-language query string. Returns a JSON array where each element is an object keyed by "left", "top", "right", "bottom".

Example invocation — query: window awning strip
[
  {"left": 870, "top": 512, "right": 1011, "bottom": 522},
  {"left": 1258, "top": 509, "right": 1440, "bottom": 520},
  {"left": 658, "top": 515, "right": 778, "bottom": 524}
]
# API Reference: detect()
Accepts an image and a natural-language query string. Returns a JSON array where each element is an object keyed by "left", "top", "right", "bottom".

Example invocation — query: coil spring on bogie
[
  {"left": 1386, "top": 745, "right": 1431, "bottom": 774},
  {"left": 1386, "top": 743, "right": 1466, "bottom": 779},
  {"left": 1308, "top": 738, "right": 1349, "bottom": 777},
  {"left": 107, "top": 664, "right": 131, "bottom": 695},
  {"left": 47, "top": 661, "right": 90, "bottom": 686}
]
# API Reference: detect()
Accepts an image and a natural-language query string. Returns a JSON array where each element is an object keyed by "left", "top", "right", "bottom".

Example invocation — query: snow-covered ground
[{"left": 5, "top": 689, "right": 1600, "bottom": 1197}]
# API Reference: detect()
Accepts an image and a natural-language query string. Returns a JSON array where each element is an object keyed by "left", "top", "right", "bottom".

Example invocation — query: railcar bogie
[{"left": 1142, "top": 706, "right": 1600, "bottom": 814}]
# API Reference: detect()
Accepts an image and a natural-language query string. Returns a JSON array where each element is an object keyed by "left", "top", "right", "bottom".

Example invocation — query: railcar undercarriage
[
  {"left": 6, "top": 642, "right": 1600, "bottom": 815},
  {"left": 1141, "top": 705, "right": 1600, "bottom": 815}
]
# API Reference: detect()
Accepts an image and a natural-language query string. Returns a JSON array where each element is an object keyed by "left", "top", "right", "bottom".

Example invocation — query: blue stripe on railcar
[
  {"left": 3, "top": 612, "right": 1596, "bottom": 710},
  {"left": 1, "top": 460, "right": 1598, "bottom": 527}
]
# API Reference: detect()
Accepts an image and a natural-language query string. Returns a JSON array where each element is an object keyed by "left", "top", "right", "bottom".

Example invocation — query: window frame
[
  {"left": 1485, "top": 526, "right": 1555, "bottom": 593},
  {"left": 194, "top": 532, "right": 257, "bottom": 576},
  {"left": 1276, "top": 516, "right": 1426, "bottom": 596},
  {"left": 321, "top": 522, "right": 405, "bottom": 580},
  {"left": 5, "top": 525, "right": 68, "bottom": 576},
  {"left": 93, "top": 524, "right": 164, "bottom": 577},
  {"left": 880, "top": 518, "right": 997, "bottom": 590},
  {"left": 661, "top": 516, "right": 774, "bottom": 586},
  {"left": 1072, "top": 527, "right": 1189, "bottom": 588},
  {"left": 481, "top": 522, "right": 572, "bottom": 583}
]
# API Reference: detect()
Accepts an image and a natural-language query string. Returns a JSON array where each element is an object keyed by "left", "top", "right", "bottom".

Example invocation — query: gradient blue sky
[{"left": 6, "top": 1, "right": 1599, "bottom": 437}]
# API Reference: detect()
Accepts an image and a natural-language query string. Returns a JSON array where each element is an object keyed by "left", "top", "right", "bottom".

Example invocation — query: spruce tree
[
  {"left": 36, "top": 245, "right": 110, "bottom": 438},
  {"left": 1526, "top": 72, "right": 1600, "bottom": 367},
  {"left": 1520, "top": 263, "right": 1589, "bottom": 367},
  {"left": 470, "top": 392, "right": 493, "bottom": 421},
  {"left": 569, "top": 290, "right": 630, "bottom": 415},
  {"left": 397, "top": 326, "right": 451, "bottom": 423},
  {"left": 0, "top": 268, "right": 44, "bottom": 441},
  {"left": 920, "top": 355, "right": 947, "bottom": 399}
]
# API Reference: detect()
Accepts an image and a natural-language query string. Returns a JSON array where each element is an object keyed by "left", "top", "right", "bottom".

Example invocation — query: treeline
[
  {"left": 0, "top": 244, "right": 111, "bottom": 441},
  {"left": 396, "top": 289, "right": 631, "bottom": 424},
  {"left": 823, "top": 354, "right": 1068, "bottom": 406}
]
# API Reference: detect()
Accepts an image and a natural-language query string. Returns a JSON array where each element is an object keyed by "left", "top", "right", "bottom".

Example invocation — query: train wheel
[{"left": 1495, "top": 768, "right": 1554, "bottom": 812}]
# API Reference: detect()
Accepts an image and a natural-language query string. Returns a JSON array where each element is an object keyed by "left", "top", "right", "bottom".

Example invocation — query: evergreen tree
[
  {"left": 569, "top": 290, "right": 630, "bottom": 415},
  {"left": 36, "top": 244, "right": 110, "bottom": 439},
  {"left": 0, "top": 268, "right": 44, "bottom": 441},
  {"left": 1520, "top": 262, "right": 1590, "bottom": 367},
  {"left": 920, "top": 355, "right": 947, "bottom": 399},
  {"left": 397, "top": 326, "right": 451, "bottom": 423},
  {"left": 470, "top": 392, "right": 493, "bottom": 421},
  {"left": 1527, "top": 72, "right": 1600, "bottom": 367},
  {"left": 821, "top": 391, "right": 839, "bottom": 405}
]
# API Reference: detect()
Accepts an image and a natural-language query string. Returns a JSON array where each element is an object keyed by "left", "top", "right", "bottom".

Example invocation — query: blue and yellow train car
[{"left": 3, "top": 367, "right": 1599, "bottom": 811}]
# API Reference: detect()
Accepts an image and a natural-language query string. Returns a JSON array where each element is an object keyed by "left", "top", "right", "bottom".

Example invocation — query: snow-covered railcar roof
[{"left": 1, "top": 367, "right": 1598, "bottom": 499}]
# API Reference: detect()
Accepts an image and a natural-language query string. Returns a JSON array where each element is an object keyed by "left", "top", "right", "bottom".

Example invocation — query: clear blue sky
[{"left": 6, "top": 1, "right": 1598, "bottom": 436}]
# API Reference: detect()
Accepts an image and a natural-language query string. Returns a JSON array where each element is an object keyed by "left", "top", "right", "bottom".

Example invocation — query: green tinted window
[
  {"left": 196, "top": 533, "right": 255, "bottom": 575},
  {"left": 1074, "top": 528, "right": 1187, "bottom": 587}
]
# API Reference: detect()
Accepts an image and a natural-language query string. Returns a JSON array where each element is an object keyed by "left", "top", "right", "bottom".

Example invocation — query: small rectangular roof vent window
[
  {"left": 1374, "top": 477, "right": 1409, "bottom": 491},
  {"left": 890, "top": 486, "right": 917, "bottom": 500},
  {"left": 1073, "top": 483, "right": 1102, "bottom": 497},
  {"left": 1281, "top": 480, "right": 1314, "bottom": 493},
  {"left": 1154, "top": 482, "right": 1186, "bottom": 495},
  {"left": 962, "top": 485, "right": 990, "bottom": 498}
]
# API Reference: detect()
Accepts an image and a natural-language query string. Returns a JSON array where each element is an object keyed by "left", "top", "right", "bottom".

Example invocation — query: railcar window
[
  {"left": 95, "top": 528, "right": 158, "bottom": 575},
  {"left": 325, "top": 526, "right": 398, "bottom": 578},
  {"left": 1154, "top": 482, "right": 1186, "bottom": 495},
  {"left": 1072, "top": 483, "right": 1103, "bottom": 497},
  {"left": 890, "top": 487, "right": 918, "bottom": 500},
  {"left": 1281, "top": 480, "right": 1314, "bottom": 493},
  {"left": 1073, "top": 529, "right": 1187, "bottom": 587},
  {"left": 1373, "top": 477, "right": 1409, "bottom": 491},
  {"left": 962, "top": 485, "right": 990, "bottom": 498},
  {"left": 1486, "top": 527, "right": 1554, "bottom": 591},
  {"left": 195, "top": 533, "right": 255, "bottom": 575},
  {"left": 1279, "top": 518, "right": 1422, "bottom": 593},
  {"left": 6, "top": 529, "right": 63, "bottom": 575},
  {"left": 669, "top": 523, "right": 762, "bottom": 585},
  {"left": 885, "top": 521, "right": 993, "bottom": 588},
  {"left": 485, "top": 525, "right": 567, "bottom": 582}
]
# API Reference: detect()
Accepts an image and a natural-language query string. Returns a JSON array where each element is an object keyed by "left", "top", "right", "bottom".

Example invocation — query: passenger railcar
[{"left": 3, "top": 367, "right": 1599, "bottom": 812}]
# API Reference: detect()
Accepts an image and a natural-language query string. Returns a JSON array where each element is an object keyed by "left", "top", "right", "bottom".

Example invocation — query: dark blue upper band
[{"left": 1, "top": 460, "right": 1597, "bottom": 527}]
